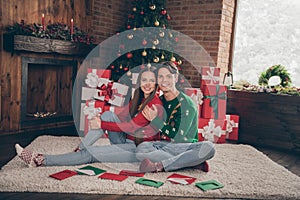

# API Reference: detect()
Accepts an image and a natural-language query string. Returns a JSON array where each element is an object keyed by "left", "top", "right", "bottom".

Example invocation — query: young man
[{"left": 137, "top": 61, "right": 215, "bottom": 173}]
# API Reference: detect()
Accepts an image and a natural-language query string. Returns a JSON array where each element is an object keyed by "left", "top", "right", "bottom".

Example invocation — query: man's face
[{"left": 157, "top": 67, "right": 178, "bottom": 93}]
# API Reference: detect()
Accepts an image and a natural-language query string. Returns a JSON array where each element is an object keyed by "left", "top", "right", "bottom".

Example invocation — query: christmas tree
[{"left": 108, "top": 0, "right": 182, "bottom": 81}]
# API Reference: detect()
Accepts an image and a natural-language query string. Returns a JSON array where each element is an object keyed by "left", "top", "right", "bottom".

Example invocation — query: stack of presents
[{"left": 80, "top": 66, "right": 239, "bottom": 143}]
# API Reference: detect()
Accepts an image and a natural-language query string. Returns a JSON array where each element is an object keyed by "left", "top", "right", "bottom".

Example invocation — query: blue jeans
[
  {"left": 44, "top": 111, "right": 138, "bottom": 166},
  {"left": 136, "top": 141, "right": 215, "bottom": 171}
]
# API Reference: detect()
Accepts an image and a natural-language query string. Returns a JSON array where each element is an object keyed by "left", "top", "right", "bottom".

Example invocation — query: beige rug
[{"left": 0, "top": 135, "right": 299, "bottom": 199}]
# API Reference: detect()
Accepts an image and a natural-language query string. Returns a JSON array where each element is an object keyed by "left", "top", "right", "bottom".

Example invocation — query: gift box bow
[
  {"left": 190, "top": 89, "right": 203, "bottom": 106},
  {"left": 83, "top": 101, "right": 102, "bottom": 120},
  {"left": 204, "top": 85, "right": 226, "bottom": 119},
  {"left": 202, "top": 67, "right": 220, "bottom": 84},
  {"left": 226, "top": 115, "right": 239, "bottom": 133},
  {"left": 198, "top": 119, "right": 225, "bottom": 142},
  {"left": 97, "top": 82, "right": 120, "bottom": 102}
]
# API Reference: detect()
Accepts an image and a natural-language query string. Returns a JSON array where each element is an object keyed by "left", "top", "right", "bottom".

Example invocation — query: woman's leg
[
  {"left": 99, "top": 111, "right": 127, "bottom": 144},
  {"left": 45, "top": 142, "right": 138, "bottom": 166},
  {"left": 17, "top": 141, "right": 138, "bottom": 167},
  {"left": 78, "top": 111, "right": 126, "bottom": 150}
]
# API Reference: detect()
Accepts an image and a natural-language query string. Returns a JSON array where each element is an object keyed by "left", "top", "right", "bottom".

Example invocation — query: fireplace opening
[{"left": 21, "top": 57, "right": 77, "bottom": 127}]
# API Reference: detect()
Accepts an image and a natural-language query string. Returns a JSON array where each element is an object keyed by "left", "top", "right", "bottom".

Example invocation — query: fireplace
[{"left": 21, "top": 57, "right": 77, "bottom": 127}]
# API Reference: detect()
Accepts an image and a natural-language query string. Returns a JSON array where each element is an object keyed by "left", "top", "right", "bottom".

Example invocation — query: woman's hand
[
  {"left": 142, "top": 105, "right": 158, "bottom": 121},
  {"left": 89, "top": 116, "right": 101, "bottom": 129}
]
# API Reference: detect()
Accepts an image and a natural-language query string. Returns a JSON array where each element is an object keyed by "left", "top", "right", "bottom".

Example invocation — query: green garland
[
  {"left": 258, "top": 64, "right": 292, "bottom": 87},
  {"left": 5, "top": 20, "right": 95, "bottom": 44}
]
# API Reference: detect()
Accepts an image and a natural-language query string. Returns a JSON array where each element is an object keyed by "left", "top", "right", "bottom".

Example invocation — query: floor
[{"left": 0, "top": 127, "right": 299, "bottom": 200}]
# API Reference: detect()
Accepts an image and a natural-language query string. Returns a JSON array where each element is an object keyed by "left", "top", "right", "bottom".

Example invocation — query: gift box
[
  {"left": 82, "top": 100, "right": 121, "bottom": 135},
  {"left": 198, "top": 118, "right": 227, "bottom": 143},
  {"left": 225, "top": 114, "right": 239, "bottom": 141},
  {"left": 87, "top": 68, "right": 111, "bottom": 79},
  {"left": 201, "top": 67, "right": 220, "bottom": 87},
  {"left": 95, "top": 80, "right": 129, "bottom": 107},
  {"left": 184, "top": 87, "right": 203, "bottom": 118},
  {"left": 201, "top": 84, "right": 227, "bottom": 119}
]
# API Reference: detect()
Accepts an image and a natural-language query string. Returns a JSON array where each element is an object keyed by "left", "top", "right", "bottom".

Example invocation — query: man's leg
[{"left": 136, "top": 141, "right": 174, "bottom": 162}]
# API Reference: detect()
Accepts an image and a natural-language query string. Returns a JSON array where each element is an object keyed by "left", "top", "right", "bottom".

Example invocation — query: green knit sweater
[{"left": 152, "top": 91, "right": 198, "bottom": 143}]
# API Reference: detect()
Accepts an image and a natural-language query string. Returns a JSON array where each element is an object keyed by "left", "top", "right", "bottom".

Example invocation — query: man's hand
[
  {"left": 142, "top": 105, "right": 158, "bottom": 121},
  {"left": 89, "top": 116, "right": 101, "bottom": 129}
]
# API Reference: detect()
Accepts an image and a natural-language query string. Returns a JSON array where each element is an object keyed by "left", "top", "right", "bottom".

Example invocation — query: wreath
[{"left": 258, "top": 64, "right": 292, "bottom": 87}]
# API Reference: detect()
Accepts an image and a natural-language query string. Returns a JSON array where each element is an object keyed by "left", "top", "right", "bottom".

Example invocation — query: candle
[
  {"left": 70, "top": 18, "right": 74, "bottom": 37},
  {"left": 42, "top": 13, "right": 45, "bottom": 30}
]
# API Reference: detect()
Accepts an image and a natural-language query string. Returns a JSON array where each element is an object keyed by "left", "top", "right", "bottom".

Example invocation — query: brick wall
[{"left": 91, "top": 0, "right": 235, "bottom": 87}]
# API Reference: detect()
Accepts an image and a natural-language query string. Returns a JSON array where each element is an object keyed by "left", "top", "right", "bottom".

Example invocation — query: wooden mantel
[{"left": 3, "top": 34, "right": 95, "bottom": 56}]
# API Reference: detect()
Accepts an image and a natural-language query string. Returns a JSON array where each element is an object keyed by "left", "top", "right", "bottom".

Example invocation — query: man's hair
[{"left": 157, "top": 61, "right": 179, "bottom": 75}]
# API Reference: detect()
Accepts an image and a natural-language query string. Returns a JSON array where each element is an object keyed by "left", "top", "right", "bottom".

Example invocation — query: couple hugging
[{"left": 16, "top": 61, "right": 215, "bottom": 173}]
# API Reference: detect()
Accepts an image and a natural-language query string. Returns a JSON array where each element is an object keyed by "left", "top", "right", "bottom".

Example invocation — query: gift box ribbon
[
  {"left": 97, "top": 82, "right": 125, "bottom": 103},
  {"left": 204, "top": 85, "right": 226, "bottom": 119},
  {"left": 202, "top": 68, "right": 220, "bottom": 84}
]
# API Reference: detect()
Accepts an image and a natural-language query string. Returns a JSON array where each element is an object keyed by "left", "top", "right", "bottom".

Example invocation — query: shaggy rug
[{"left": 0, "top": 135, "right": 299, "bottom": 200}]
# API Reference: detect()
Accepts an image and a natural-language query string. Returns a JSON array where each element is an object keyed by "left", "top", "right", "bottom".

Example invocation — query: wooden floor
[{"left": 0, "top": 127, "right": 299, "bottom": 200}]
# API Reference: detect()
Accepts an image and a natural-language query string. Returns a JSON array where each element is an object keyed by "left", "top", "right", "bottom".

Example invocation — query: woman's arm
[{"left": 101, "top": 96, "right": 163, "bottom": 134}]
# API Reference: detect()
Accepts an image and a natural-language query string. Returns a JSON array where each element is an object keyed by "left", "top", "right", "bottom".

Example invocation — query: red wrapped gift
[
  {"left": 225, "top": 114, "right": 239, "bottom": 141},
  {"left": 87, "top": 68, "right": 111, "bottom": 79},
  {"left": 201, "top": 67, "right": 220, "bottom": 86},
  {"left": 201, "top": 84, "right": 227, "bottom": 119},
  {"left": 198, "top": 118, "right": 227, "bottom": 143},
  {"left": 184, "top": 87, "right": 203, "bottom": 118}
]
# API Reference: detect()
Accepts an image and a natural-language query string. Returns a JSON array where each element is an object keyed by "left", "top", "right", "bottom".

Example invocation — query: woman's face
[{"left": 140, "top": 71, "right": 156, "bottom": 98}]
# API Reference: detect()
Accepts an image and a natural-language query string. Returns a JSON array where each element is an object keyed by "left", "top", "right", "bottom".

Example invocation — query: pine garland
[
  {"left": 5, "top": 20, "right": 95, "bottom": 45},
  {"left": 258, "top": 64, "right": 292, "bottom": 87}
]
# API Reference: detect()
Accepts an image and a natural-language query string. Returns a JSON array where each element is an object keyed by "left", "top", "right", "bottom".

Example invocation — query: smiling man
[{"left": 137, "top": 61, "right": 216, "bottom": 173}]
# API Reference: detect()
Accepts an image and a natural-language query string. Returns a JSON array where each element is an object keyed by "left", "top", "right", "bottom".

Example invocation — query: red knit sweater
[{"left": 100, "top": 94, "right": 163, "bottom": 142}]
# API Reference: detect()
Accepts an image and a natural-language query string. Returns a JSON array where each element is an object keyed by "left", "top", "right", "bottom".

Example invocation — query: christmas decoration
[
  {"left": 108, "top": 0, "right": 182, "bottom": 82},
  {"left": 5, "top": 20, "right": 95, "bottom": 45},
  {"left": 258, "top": 64, "right": 292, "bottom": 87}
]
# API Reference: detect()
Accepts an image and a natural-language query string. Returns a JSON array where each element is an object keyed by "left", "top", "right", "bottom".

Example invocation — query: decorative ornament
[
  {"left": 142, "top": 50, "right": 147, "bottom": 56},
  {"left": 133, "top": 26, "right": 137, "bottom": 31},
  {"left": 140, "top": 8, "right": 144, "bottom": 15},
  {"left": 133, "top": 7, "right": 137, "bottom": 12},
  {"left": 170, "top": 56, "right": 176, "bottom": 62},
  {"left": 119, "top": 64, "right": 123, "bottom": 69},
  {"left": 154, "top": 20, "right": 160, "bottom": 26},
  {"left": 153, "top": 56, "right": 160, "bottom": 63},
  {"left": 110, "top": 65, "right": 115, "bottom": 69},
  {"left": 258, "top": 64, "right": 291, "bottom": 87},
  {"left": 149, "top": 4, "right": 156, "bottom": 10},
  {"left": 140, "top": 65, "right": 145, "bottom": 69},
  {"left": 152, "top": 45, "right": 156, "bottom": 49},
  {"left": 124, "top": 67, "right": 129, "bottom": 71},
  {"left": 117, "top": 50, "right": 121, "bottom": 57},
  {"left": 177, "top": 59, "right": 182, "bottom": 65},
  {"left": 127, "top": 34, "right": 133, "bottom": 39},
  {"left": 153, "top": 39, "right": 159, "bottom": 45},
  {"left": 147, "top": 63, "right": 151, "bottom": 68},
  {"left": 161, "top": 54, "right": 165, "bottom": 59},
  {"left": 169, "top": 32, "right": 173, "bottom": 37},
  {"left": 127, "top": 70, "right": 132, "bottom": 76},
  {"left": 127, "top": 25, "right": 131, "bottom": 29},
  {"left": 159, "top": 31, "right": 165, "bottom": 37},
  {"left": 142, "top": 39, "right": 147, "bottom": 46},
  {"left": 161, "top": 8, "right": 167, "bottom": 15},
  {"left": 126, "top": 52, "right": 133, "bottom": 58}
]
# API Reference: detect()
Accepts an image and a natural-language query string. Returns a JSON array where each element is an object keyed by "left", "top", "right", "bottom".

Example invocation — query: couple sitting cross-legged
[{"left": 16, "top": 62, "right": 215, "bottom": 173}]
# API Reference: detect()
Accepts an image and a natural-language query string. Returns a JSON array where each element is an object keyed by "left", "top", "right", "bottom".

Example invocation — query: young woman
[{"left": 15, "top": 66, "right": 163, "bottom": 167}]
